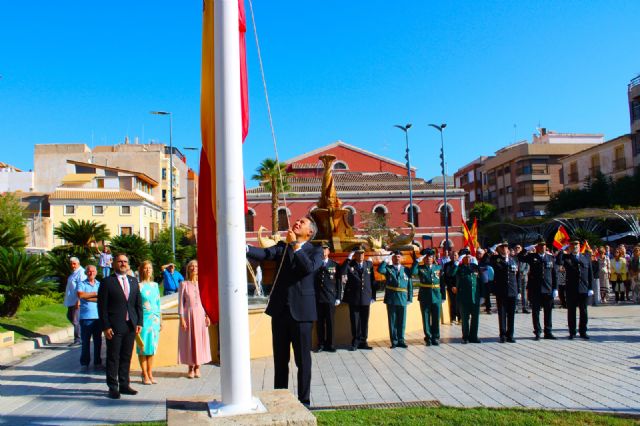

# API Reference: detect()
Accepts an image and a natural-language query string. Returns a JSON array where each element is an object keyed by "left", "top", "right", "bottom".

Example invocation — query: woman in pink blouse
[{"left": 178, "top": 260, "right": 211, "bottom": 378}]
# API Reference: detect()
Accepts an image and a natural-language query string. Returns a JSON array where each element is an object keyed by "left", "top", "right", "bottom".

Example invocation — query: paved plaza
[{"left": 1, "top": 304, "right": 640, "bottom": 425}]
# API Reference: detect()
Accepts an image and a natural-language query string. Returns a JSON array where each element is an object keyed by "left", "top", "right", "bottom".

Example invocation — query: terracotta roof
[
  {"left": 0, "top": 162, "right": 22, "bottom": 171},
  {"left": 49, "top": 190, "right": 148, "bottom": 201},
  {"left": 66, "top": 160, "right": 159, "bottom": 186}
]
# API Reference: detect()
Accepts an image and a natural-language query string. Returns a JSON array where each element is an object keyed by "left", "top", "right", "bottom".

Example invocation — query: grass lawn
[
  {"left": 115, "top": 407, "right": 640, "bottom": 426},
  {"left": 0, "top": 303, "right": 69, "bottom": 341}
]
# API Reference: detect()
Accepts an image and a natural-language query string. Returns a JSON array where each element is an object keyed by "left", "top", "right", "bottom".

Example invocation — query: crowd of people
[{"left": 63, "top": 253, "right": 211, "bottom": 399}]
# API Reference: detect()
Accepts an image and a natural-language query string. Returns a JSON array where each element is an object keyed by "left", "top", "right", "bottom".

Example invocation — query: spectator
[
  {"left": 76, "top": 265, "right": 102, "bottom": 367},
  {"left": 597, "top": 247, "right": 611, "bottom": 304},
  {"left": 99, "top": 247, "right": 113, "bottom": 278},
  {"left": 629, "top": 246, "right": 640, "bottom": 304},
  {"left": 64, "top": 257, "right": 86, "bottom": 346},
  {"left": 137, "top": 261, "right": 162, "bottom": 385},
  {"left": 162, "top": 263, "right": 184, "bottom": 296},
  {"left": 611, "top": 248, "right": 627, "bottom": 303},
  {"left": 178, "top": 260, "right": 211, "bottom": 379}
]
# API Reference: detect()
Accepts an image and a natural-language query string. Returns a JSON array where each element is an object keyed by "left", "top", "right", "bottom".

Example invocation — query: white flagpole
[{"left": 211, "top": 0, "right": 263, "bottom": 416}]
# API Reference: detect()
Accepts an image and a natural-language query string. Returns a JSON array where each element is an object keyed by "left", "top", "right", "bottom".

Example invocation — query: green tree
[
  {"left": 0, "top": 248, "right": 54, "bottom": 317},
  {"left": 468, "top": 202, "right": 498, "bottom": 224},
  {"left": 154, "top": 226, "right": 196, "bottom": 271},
  {"left": 108, "top": 234, "right": 151, "bottom": 271},
  {"left": 149, "top": 240, "right": 173, "bottom": 283},
  {"left": 53, "top": 219, "right": 110, "bottom": 257},
  {"left": 0, "top": 193, "right": 26, "bottom": 249},
  {"left": 251, "top": 158, "right": 293, "bottom": 233}
]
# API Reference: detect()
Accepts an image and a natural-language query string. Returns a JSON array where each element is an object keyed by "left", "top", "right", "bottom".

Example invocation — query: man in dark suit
[
  {"left": 517, "top": 238, "right": 558, "bottom": 340},
  {"left": 246, "top": 216, "right": 322, "bottom": 407},
  {"left": 556, "top": 238, "right": 594, "bottom": 339},
  {"left": 314, "top": 243, "right": 342, "bottom": 353},
  {"left": 340, "top": 245, "right": 376, "bottom": 351},
  {"left": 97, "top": 254, "right": 143, "bottom": 399},
  {"left": 490, "top": 241, "right": 519, "bottom": 343}
]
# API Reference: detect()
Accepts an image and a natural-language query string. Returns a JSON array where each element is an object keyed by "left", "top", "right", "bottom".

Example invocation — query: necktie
[{"left": 121, "top": 276, "right": 129, "bottom": 321}]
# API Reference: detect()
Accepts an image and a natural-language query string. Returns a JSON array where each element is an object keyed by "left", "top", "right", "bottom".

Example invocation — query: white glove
[
  {"left": 334, "top": 300, "right": 341, "bottom": 306},
  {"left": 348, "top": 251, "right": 354, "bottom": 260},
  {"left": 525, "top": 245, "right": 535, "bottom": 252},
  {"left": 552, "top": 290, "right": 558, "bottom": 299},
  {"left": 417, "top": 256, "right": 425, "bottom": 263},
  {"left": 588, "top": 290, "right": 594, "bottom": 297},
  {"left": 480, "top": 297, "right": 485, "bottom": 305},
  {"left": 385, "top": 255, "right": 392, "bottom": 265},
  {"left": 518, "top": 293, "right": 522, "bottom": 300}
]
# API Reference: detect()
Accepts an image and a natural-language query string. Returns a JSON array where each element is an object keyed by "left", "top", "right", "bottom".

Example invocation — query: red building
[{"left": 246, "top": 141, "right": 465, "bottom": 250}]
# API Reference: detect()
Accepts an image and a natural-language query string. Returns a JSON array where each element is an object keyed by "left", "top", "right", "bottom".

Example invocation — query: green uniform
[
  {"left": 378, "top": 262, "right": 413, "bottom": 347},
  {"left": 412, "top": 262, "right": 444, "bottom": 344},
  {"left": 453, "top": 263, "right": 482, "bottom": 342}
]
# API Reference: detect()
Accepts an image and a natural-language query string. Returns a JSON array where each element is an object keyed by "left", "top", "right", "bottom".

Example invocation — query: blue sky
[{"left": 1, "top": 1, "right": 639, "bottom": 184}]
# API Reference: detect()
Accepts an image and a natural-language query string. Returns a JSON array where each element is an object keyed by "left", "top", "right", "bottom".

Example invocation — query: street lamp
[
  {"left": 150, "top": 110, "right": 175, "bottom": 260},
  {"left": 429, "top": 123, "right": 448, "bottom": 251},
  {"left": 394, "top": 123, "right": 414, "bottom": 225}
]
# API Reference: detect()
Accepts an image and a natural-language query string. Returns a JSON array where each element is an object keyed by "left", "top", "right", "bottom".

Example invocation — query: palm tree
[
  {"left": 0, "top": 248, "right": 54, "bottom": 317},
  {"left": 53, "top": 219, "right": 110, "bottom": 253},
  {"left": 251, "top": 158, "right": 293, "bottom": 234},
  {"left": 109, "top": 234, "right": 151, "bottom": 271}
]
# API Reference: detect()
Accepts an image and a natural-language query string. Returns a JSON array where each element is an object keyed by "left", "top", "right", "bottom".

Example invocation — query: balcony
[
  {"left": 515, "top": 165, "right": 550, "bottom": 183},
  {"left": 567, "top": 172, "right": 579, "bottom": 184},
  {"left": 613, "top": 158, "right": 627, "bottom": 172},
  {"left": 588, "top": 166, "right": 601, "bottom": 178}
]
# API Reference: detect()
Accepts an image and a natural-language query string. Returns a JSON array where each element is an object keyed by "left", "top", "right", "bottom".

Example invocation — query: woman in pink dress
[{"left": 178, "top": 260, "right": 211, "bottom": 378}]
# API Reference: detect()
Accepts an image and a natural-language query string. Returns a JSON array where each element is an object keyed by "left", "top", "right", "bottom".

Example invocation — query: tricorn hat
[
  {"left": 458, "top": 248, "right": 471, "bottom": 256},
  {"left": 420, "top": 248, "right": 435, "bottom": 256}
]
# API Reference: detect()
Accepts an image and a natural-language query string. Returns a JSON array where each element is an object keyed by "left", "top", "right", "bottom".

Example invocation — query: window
[
  {"left": 162, "top": 168, "right": 167, "bottom": 180},
  {"left": 121, "top": 206, "right": 131, "bottom": 215},
  {"left": 64, "top": 205, "right": 75, "bottom": 215},
  {"left": 440, "top": 204, "right": 452, "bottom": 227},
  {"left": 162, "top": 190, "right": 167, "bottom": 202},
  {"left": 277, "top": 209, "right": 289, "bottom": 231},
  {"left": 613, "top": 145, "right": 626, "bottom": 171},
  {"left": 245, "top": 210, "right": 255, "bottom": 232},
  {"left": 93, "top": 205, "right": 104, "bottom": 215},
  {"left": 407, "top": 206, "right": 419, "bottom": 227},
  {"left": 504, "top": 166, "right": 510, "bottom": 174},
  {"left": 333, "top": 161, "right": 348, "bottom": 170},
  {"left": 374, "top": 206, "right": 386, "bottom": 220},
  {"left": 568, "top": 162, "right": 578, "bottom": 183},
  {"left": 162, "top": 212, "right": 167, "bottom": 222},
  {"left": 96, "top": 178, "right": 104, "bottom": 189},
  {"left": 590, "top": 154, "right": 601, "bottom": 177},
  {"left": 120, "top": 226, "right": 133, "bottom": 236}
]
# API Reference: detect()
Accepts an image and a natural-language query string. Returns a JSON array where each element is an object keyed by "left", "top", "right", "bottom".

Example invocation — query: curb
[{"left": 0, "top": 325, "right": 75, "bottom": 366}]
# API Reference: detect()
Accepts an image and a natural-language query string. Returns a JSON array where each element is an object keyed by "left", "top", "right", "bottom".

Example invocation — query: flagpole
[{"left": 210, "top": 0, "right": 264, "bottom": 416}]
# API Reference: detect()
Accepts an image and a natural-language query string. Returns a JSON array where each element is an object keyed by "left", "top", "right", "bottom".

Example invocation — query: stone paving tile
[{"left": 3, "top": 304, "right": 640, "bottom": 424}]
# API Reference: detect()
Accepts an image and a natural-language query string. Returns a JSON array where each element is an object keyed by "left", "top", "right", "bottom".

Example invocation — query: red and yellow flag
[
  {"left": 470, "top": 217, "right": 479, "bottom": 252},
  {"left": 462, "top": 219, "right": 476, "bottom": 255},
  {"left": 198, "top": 0, "right": 250, "bottom": 324},
  {"left": 581, "top": 240, "right": 592, "bottom": 254},
  {"left": 552, "top": 225, "right": 570, "bottom": 250}
]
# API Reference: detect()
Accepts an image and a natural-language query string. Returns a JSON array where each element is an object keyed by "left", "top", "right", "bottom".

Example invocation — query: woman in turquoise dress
[{"left": 137, "top": 260, "right": 162, "bottom": 385}]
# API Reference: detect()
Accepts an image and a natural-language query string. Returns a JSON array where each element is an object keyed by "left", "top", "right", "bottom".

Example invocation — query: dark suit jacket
[
  {"left": 556, "top": 252, "right": 593, "bottom": 295},
  {"left": 315, "top": 259, "right": 342, "bottom": 304},
  {"left": 248, "top": 241, "right": 323, "bottom": 322},
  {"left": 340, "top": 259, "right": 375, "bottom": 306},
  {"left": 518, "top": 251, "right": 557, "bottom": 295},
  {"left": 490, "top": 255, "right": 519, "bottom": 298},
  {"left": 98, "top": 274, "right": 143, "bottom": 333}
]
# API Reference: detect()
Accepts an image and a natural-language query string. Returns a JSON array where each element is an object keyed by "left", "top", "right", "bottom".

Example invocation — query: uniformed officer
[
  {"left": 378, "top": 250, "right": 413, "bottom": 348},
  {"left": 341, "top": 245, "right": 376, "bottom": 351},
  {"left": 517, "top": 237, "right": 558, "bottom": 340},
  {"left": 452, "top": 250, "right": 482, "bottom": 343},
  {"left": 314, "top": 243, "right": 342, "bottom": 353},
  {"left": 442, "top": 251, "right": 461, "bottom": 324},
  {"left": 556, "top": 238, "right": 594, "bottom": 339},
  {"left": 412, "top": 248, "right": 445, "bottom": 346},
  {"left": 490, "top": 241, "right": 519, "bottom": 343}
]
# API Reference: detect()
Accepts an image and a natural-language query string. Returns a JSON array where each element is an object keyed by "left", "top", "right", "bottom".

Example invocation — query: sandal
[
  {"left": 187, "top": 366, "right": 195, "bottom": 379},
  {"left": 194, "top": 366, "right": 201, "bottom": 378}
]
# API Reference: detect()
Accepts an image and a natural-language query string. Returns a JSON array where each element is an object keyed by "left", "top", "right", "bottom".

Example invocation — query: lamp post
[
  {"left": 150, "top": 110, "right": 175, "bottom": 260},
  {"left": 394, "top": 123, "right": 414, "bottom": 224},
  {"left": 429, "top": 123, "right": 448, "bottom": 251}
]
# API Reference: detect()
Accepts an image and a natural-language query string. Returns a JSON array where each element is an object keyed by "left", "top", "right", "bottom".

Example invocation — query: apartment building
[
  {"left": 629, "top": 74, "right": 640, "bottom": 167},
  {"left": 454, "top": 156, "right": 489, "bottom": 216}
]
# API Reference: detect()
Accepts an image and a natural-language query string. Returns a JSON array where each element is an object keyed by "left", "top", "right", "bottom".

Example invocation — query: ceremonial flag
[
  {"left": 198, "top": 0, "right": 249, "bottom": 323},
  {"left": 552, "top": 225, "right": 570, "bottom": 250},
  {"left": 470, "top": 217, "right": 479, "bottom": 252},
  {"left": 462, "top": 219, "right": 475, "bottom": 255},
  {"left": 581, "top": 240, "right": 592, "bottom": 254}
]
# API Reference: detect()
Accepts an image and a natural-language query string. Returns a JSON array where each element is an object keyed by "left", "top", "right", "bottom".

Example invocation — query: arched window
[
  {"left": 374, "top": 205, "right": 387, "bottom": 220},
  {"left": 245, "top": 209, "right": 255, "bottom": 232},
  {"left": 277, "top": 208, "right": 289, "bottom": 231},
  {"left": 333, "top": 161, "right": 348, "bottom": 170},
  {"left": 344, "top": 206, "right": 356, "bottom": 227},
  {"left": 407, "top": 206, "right": 419, "bottom": 227},
  {"left": 440, "top": 205, "right": 452, "bottom": 227}
]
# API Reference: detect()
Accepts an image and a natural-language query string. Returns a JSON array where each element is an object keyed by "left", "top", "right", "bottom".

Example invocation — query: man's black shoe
[
  {"left": 324, "top": 346, "right": 337, "bottom": 353},
  {"left": 506, "top": 337, "right": 516, "bottom": 343},
  {"left": 544, "top": 334, "right": 557, "bottom": 340},
  {"left": 534, "top": 335, "right": 540, "bottom": 341},
  {"left": 469, "top": 339, "right": 482, "bottom": 344},
  {"left": 499, "top": 337, "right": 506, "bottom": 343},
  {"left": 522, "top": 309, "right": 530, "bottom": 314},
  {"left": 119, "top": 386, "right": 138, "bottom": 395},
  {"left": 425, "top": 339, "right": 432, "bottom": 346},
  {"left": 569, "top": 334, "right": 576, "bottom": 340},
  {"left": 431, "top": 339, "right": 440, "bottom": 346},
  {"left": 580, "top": 333, "right": 590, "bottom": 340},
  {"left": 108, "top": 390, "right": 121, "bottom": 399},
  {"left": 485, "top": 310, "right": 492, "bottom": 315},
  {"left": 348, "top": 345, "right": 357, "bottom": 351},
  {"left": 462, "top": 339, "right": 468, "bottom": 344},
  {"left": 313, "top": 347, "right": 324, "bottom": 353},
  {"left": 357, "top": 344, "right": 373, "bottom": 350},
  {"left": 397, "top": 342, "right": 408, "bottom": 348}
]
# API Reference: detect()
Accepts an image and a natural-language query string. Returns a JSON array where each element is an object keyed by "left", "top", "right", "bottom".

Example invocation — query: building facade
[
  {"left": 476, "top": 130, "right": 603, "bottom": 219},
  {"left": 560, "top": 134, "right": 633, "bottom": 190},
  {"left": 453, "top": 156, "right": 489, "bottom": 216},
  {"left": 629, "top": 75, "right": 640, "bottom": 167},
  {"left": 0, "top": 162, "right": 34, "bottom": 193},
  {"left": 245, "top": 141, "right": 466, "bottom": 250}
]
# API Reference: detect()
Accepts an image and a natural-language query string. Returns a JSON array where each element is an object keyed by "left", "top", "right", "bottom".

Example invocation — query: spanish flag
[
  {"left": 581, "top": 240, "right": 592, "bottom": 254},
  {"left": 198, "top": 0, "right": 249, "bottom": 323},
  {"left": 462, "top": 219, "right": 475, "bottom": 255},
  {"left": 470, "top": 217, "right": 479, "bottom": 252},
  {"left": 552, "top": 225, "right": 570, "bottom": 250}
]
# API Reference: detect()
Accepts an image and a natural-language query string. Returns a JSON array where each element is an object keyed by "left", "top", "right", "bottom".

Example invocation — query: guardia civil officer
[
  {"left": 517, "top": 237, "right": 558, "bottom": 340},
  {"left": 314, "top": 243, "right": 342, "bottom": 353},
  {"left": 378, "top": 250, "right": 413, "bottom": 348},
  {"left": 556, "top": 238, "right": 594, "bottom": 339},
  {"left": 490, "top": 241, "right": 519, "bottom": 343},
  {"left": 412, "top": 248, "right": 445, "bottom": 346},
  {"left": 341, "top": 245, "right": 376, "bottom": 351},
  {"left": 452, "top": 249, "right": 482, "bottom": 343}
]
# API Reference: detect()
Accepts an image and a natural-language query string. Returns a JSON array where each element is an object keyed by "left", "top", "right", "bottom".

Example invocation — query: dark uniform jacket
[
  {"left": 412, "top": 262, "right": 445, "bottom": 304},
  {"left": 517, "top": 251, "right": 557, "bottom": 296},
  {"left": 442, "top": 260, "right": 458, "bottom": 292},
  {"left": 378, "top": 262, "right": 413, "bottom": 306},
  {"left": 453, "top": 263, "right": 482, "bottom": 307},
  {"left": 315, "top": 259, "right": 342, "bottom": 304},
  {"left": 341, "top": 259, "right": 375, "bottom": 306},
  {"left": 490, "top": 255, "right": 519, "bottom": 298},
  {"left": 248, "top": 241, "right": 323, "bottom": 322},
  {"left": 556, "top": 252, "right": 593, "bottom": 295},
  {"left": 98, "top": 275, "right": 143, "bottom": 334}
]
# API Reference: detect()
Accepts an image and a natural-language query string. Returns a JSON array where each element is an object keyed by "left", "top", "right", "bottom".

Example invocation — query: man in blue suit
[{"left": 246, "top": 216, "right": 322, "bottom": 407}]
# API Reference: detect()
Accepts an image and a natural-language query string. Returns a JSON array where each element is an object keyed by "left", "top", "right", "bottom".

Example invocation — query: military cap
[
  {"left": 321, "top": 242, "right": 331, "bottom": 249},
  {"left": 569, "top": 237, "right": 581, "bottom": 245},
  {"left": 391, "top": 250, "right": 402, "bottom": 256},
  {"left": 458, "top": 248, "right": 471, "bottom": 256},
  {"left": 354, "top": 245, "right": 366, "bottom": 253},
  {"left": 420, "top": 248, "right": 435, "bottom": 256},
  {"left": 496, "top": 241, "right": 509, "bottom": 247},
  {"left": 535, "top": 237, "right": 547, "bottom": 245}
]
